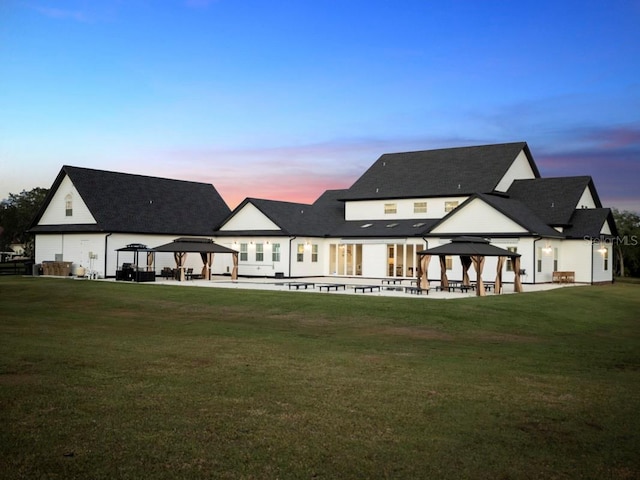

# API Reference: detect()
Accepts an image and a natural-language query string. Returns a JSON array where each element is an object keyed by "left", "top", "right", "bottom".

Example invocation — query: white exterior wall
[
  {"left": 431, "top": 198, "right": 527, "bottom": 235},
  {"left": 494, "top": 150, "right": 537, "bottom": 192},
  {"left": 215, "top": 236, "right": 325, "bottom": 278},
  {"left": 220, "top": 203, "right": 280, "bottom": 231},
  {"left": 558, "top": 240, "right": 592, "bottom": 283},
  {"left": 577, "top": 187, "right": 597, "bottom": 209},
  {"left": 35, "top": 232, "right": 233, "bottom": 278},
  {"left": 345, "top": 197, "right": 468, "bottom": 221},
  {"left": 533, "top": 239, "right": 562, "bottom": 283},
  {"left": 591, "top": 243, "right": 612, "bottom": 283},
  {"left": 39, "top": 176, "right": 96, "bottom": 225}
]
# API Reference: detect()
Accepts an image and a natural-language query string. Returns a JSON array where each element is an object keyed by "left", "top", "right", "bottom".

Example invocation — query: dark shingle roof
[
  {"left": 29, "top": 166, "right": 230, "bottom": 235},
  {"left": 330, "top": 219, "right": 438, "bottom": 238},
  {"left": 563, "top": 209, "right": 617, "bottom": 239},
  {"left": 507, "top": 176, "right": 600, "bottom": 226},
  {"left": 339, "top": 142, "right": 538, "bottom": 200},
  {"left": 425, "top": 193, "right": 563, "bottom": 238},
  {"left": 217, "top": 190, "right": 349, "bottom": 237}
]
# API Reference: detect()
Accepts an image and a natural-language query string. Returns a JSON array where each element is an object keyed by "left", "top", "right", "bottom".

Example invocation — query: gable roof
[
  {"left": 217, "top": 189, "right": 350, "bottom": 237},
  {"left": 507, "top": 176, "right": 601, "bottom": 226},
  {"left": 563, "top": 208, "right": 617, "bottom": 239},
  {"left": 339, "top": 142, "right": 539, "bottom": 201},
  {"left": 425, "top": 193, "right": 563, "bottom": 238},
  {"left": 29, "top": 166, "right": 230, "bottom": 235}
]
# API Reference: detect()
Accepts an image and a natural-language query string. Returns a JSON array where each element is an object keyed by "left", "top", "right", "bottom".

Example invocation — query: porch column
[
  {"left": 495, "top": 256, "right": 506, "bottom": 294},
  {"left": 513, "top": 256, "right": 523, "bottom": 292},
  {"left": 418, "top": 254, "right": 431, "bottom": 290},
  {"left": 439, "top": 255, "right": 449, "bottom": 289},
  {"left": 231, "top": 252, "right": 238, "bottom": 281},
  {"left": 471, "top": 255, "right": 486, "bottom": 296},
  {"left": 461, "top": 255, "right": 472, "bottom": 286}
]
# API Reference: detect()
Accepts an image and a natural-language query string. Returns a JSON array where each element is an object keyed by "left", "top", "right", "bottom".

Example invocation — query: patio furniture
[
  {"left": 318, "top": 284, "right": 346, "bottom": 291},
  {"left": 354, "top": 285, "right": 381, "bottom": 293}
]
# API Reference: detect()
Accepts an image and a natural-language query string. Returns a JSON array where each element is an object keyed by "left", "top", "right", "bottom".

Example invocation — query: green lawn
[{"left": 1, "top": 277, "right": 639, "bottom": 479}]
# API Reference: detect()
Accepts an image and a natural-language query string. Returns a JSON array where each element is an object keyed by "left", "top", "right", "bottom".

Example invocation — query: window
[
  {"left": 444, "top": 201, "right": 459, "bottom": 213},
  {"left": 445, "top": 256, "right": 453, "bottom": 270},
  {"left": 255, "top": 243, "right": 264, "bottom": 262},
  {"left": 297, "top": 244, "right": 304, "bottom": 262},
  {"left": 414, "top": 201, "right": 427, "bottom": 213},
  {"left": 506, "top": 247, "right": 517, "bottom": 271},
  {"left": 537, "top": 247, "right": 542, "bottom": 273},
  {"left": 384, "top": 203, "right": 397, "bottom": 214},
  {"left": 603, "top": 248, "right": 609, "bottom": 271},
  {"left": 311, "top": 244, "right": 318, "bottom": 263},
  {"left": 65, "top": 194, "right": 73, "bottom": 217},
  {"left": 554, "top": 248, "right": 558, "bottom": 272},
  {"left": 239, "top": 243, "right": 248, "bottom": 261},
  {"left": 272, "top": 243, "right": 280, "bottom": 262}
]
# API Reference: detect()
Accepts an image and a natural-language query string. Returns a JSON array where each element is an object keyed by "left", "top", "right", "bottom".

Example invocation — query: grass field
[{"left": 1, "top": 277, "right": 639, "bottom": 479}]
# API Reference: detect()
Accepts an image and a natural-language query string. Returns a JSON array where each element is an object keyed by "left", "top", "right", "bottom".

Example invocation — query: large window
[
  {"left": 311, "top": 244, "right": 318, "bottom": 262},
  {"left": 384, "top": 203, "right": 397, "bottom": 214},
  {"left": 255, "top": 243, "right": 264, "bottom": 262},
  {"left": 444, "top": 201, "right": 459, "bottom": 213},
  {"left": 272, "top": 243, "right": 280, "bottom": 262},
  {"left": 239, "top": 243, "right": 248, "bottom": 261},
  {"left": 413, "top": 201, "right": 427, "bottom": 214},
  {"left": 297, "top": 244, "right": 304, "bottom": 262}
]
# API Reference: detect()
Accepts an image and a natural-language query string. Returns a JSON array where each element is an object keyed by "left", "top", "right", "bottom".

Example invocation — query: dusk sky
[{"left": 1, "top": 0, "right": 639, "bottom": 212}]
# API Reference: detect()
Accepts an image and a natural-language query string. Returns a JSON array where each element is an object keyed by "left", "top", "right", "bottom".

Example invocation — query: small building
[{"left": 29, "top": 166, "right": 230, "bottom": 278}]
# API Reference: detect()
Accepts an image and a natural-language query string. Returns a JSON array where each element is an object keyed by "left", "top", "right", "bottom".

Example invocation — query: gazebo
[
  {"left": 115, "top": 243, "right": 156, "bottom": 282},
  {"left": 152, "top": 237, "right": 239, "bottom": 281},
  {"left": 416, "top": 236, "right": 522, "bottom": 296}
]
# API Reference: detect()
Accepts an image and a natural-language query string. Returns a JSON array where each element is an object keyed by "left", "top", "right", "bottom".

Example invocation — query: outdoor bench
[
  {"left": 353, "top": 285, "right": 381, "bottom": 293},
  {"left": 318, "top": 284, "right": 346, "bottom": 292},
  {"left": 288, "top": 282, "right": 315, "bottom": 290},
  {"left": 404, "top": 286, "right": 427, "bottom": 295}
]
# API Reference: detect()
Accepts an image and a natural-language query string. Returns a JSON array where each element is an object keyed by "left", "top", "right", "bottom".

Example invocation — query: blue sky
[{"left": 1, "top": 0, "right": 639, "bottom": 212}]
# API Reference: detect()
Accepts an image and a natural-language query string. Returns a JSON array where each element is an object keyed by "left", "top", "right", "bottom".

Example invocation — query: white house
[
  {"left": 214, "top": 142, "right": 616, "bottom": 284},
  {"left": 30, "top": 142, "right": 617, "bottom": 284}
]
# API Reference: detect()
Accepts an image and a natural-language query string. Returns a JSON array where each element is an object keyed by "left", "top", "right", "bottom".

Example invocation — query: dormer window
[
  {"left": 413, "top": 201, "right": 427, "bottom": 213},
  {"left": 65, "top": 194, "right": 73, "bottom": 217},
  {"left": 444, "top": 201, "right": 459, "bottom": 213},
  {"left": 384, "top": 203, "right": 397, "bottom": 214}
]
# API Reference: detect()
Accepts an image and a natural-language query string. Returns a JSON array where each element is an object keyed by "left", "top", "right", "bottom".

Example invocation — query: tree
[
  {"left": 612, "top": 209, "right": 640, "bottom": 278},
  {"left": 0, "top": 188, "right": 49, "bottom": 258}
]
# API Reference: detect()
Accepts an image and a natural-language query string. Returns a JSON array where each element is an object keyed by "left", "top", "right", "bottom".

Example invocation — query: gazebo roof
[
  {"left": 116, "top": 243, "right": 155, "bottom": 252},
  {"left": 417, "top": 236, "right": 521, "bottom": 257},
  {"left": 152, "top": 237, "right": 238, "bottom": 254}
]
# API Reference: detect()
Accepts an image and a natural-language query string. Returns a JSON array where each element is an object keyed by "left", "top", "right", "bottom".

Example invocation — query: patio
[{"left": 146, "top": 274, "right": 580, "bottom": 299}]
